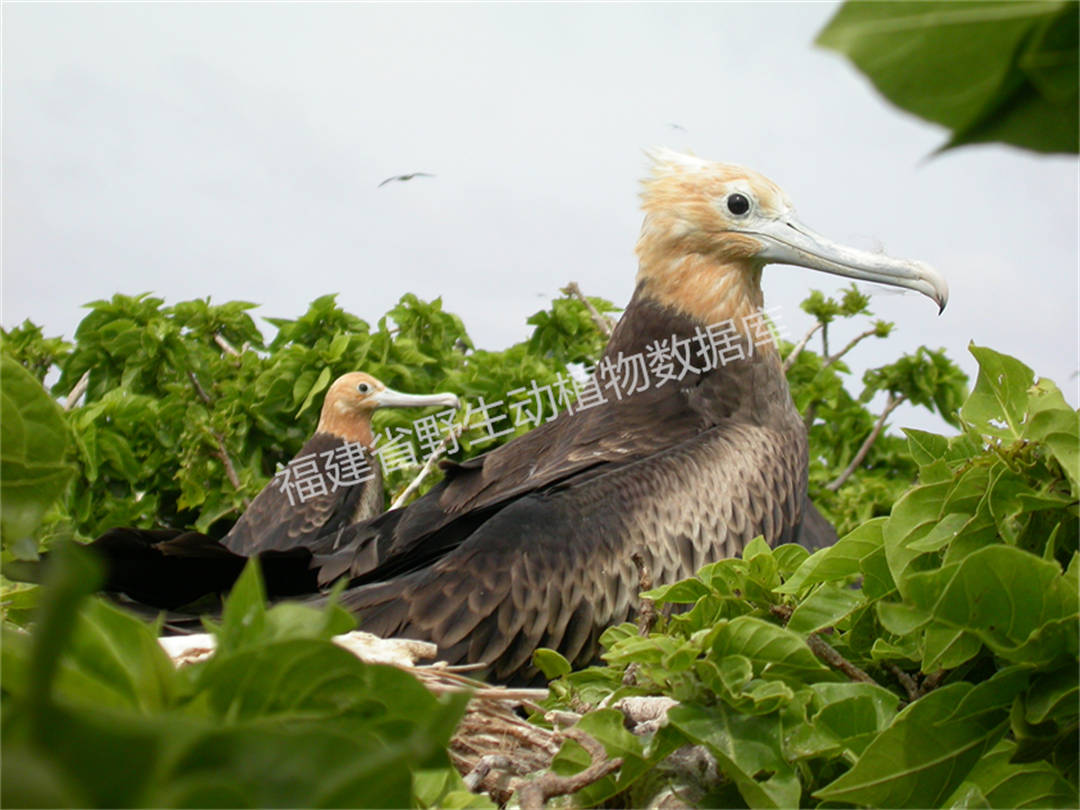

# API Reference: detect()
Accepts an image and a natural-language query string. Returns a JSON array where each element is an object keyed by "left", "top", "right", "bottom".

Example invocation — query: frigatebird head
[
  {"left": 638, "top": 148, "right": 948, "bottom": 313},
  {"left": 318, "top": 372, "right": 460, "bottom": 444}
]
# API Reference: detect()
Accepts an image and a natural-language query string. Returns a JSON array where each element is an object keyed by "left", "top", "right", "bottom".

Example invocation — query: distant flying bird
[
  {"left": 668, "top": 123, "right": 688, "bottom": 132},
  {"left": 57, "top": 373, "right": 458, "bottom": 609},
  {"left": 303, "top": 148, "right": 948, "bottom": 681},
  {"left": 378, "top": 172, "right": 436, "bottom": 188}
]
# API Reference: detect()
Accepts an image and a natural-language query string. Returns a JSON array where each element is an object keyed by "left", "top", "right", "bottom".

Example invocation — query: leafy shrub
[{"left": 535, "top": 346, "right": 1078, "bottom": 808}]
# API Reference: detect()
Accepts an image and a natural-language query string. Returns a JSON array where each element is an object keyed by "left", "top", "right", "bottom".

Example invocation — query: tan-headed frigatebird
[
  {"left": 308, "top": 149, "right": 947, "bottom": 681},
  {"left": 72, "top": 372, "right": 459, "bottom": 608}
]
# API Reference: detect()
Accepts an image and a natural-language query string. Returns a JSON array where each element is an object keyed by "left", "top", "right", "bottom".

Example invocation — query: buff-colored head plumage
[
  {"left": 635, "top": 148, "right": 793, "bottom": 325},
  {"left": 633, "top": 148, "right": 948, "bottom": 323},
  {"left": 317, "top": 373, "right": 460, "bottom": 445}
]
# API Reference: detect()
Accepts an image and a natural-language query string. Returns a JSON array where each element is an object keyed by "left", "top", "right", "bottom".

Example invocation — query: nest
[{"left": 160, "top": 631, "right": 615, "bottom": 807}]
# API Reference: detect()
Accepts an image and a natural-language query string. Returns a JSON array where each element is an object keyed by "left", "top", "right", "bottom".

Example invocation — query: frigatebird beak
[
  {"left": 749, "top": 217, "right": 949, "bottom": 313},
  {"left": 373, "top": 389, "right": 461, "bottom": 410}
]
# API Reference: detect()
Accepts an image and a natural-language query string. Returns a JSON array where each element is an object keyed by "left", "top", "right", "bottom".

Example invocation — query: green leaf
[
  {"left": 0, "top": 355, "right": 76, "bottom": 547},
  {"left": 962, "top": 344, "right": 1037, "bottom": 439},
  {"left": 801, "top": 682, "right": 901, "bottom": 759},
  {"left": 533, "top": 648, "right": 572, "bottom": 680},
  {"left": 710, "top": 616, "right": 839, "bottom": 685},
  {"left": 817, "top": 2, "right": 1078, "bottom": 155},
  {"left": 778, "top": 517, "right": 888, "bottom": 594},
  {"left": 1025, "top": 666, "right": 1080, "bottom": 725},
  {"left": 815, "top": 683, "right": 1009, "bottom": 807},
  {"left": 296, "top": 365, "right": 333, "bottom": 417},
  {"left": 904, "top": 427, "right": 950, "bottom": 467},
  {"left": 787, "top": 582, "right": 864, "bottom": 634},
  {"left": 944, "top": 739, "right": 1078, "bottom": 808},
  {"left": 668, "top": 701, "right": 801, "bottom": 809},
  {"left": 905, "top": 545, "right": 1079, "bottom": 663}
]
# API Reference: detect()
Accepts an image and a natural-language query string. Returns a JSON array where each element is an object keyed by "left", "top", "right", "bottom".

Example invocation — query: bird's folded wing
[
  {"left": 221, "top": 433, "right": 377, "bottom": 556},
  {"left": 314, "top": 382, "right": 712, "bottom": 583}
]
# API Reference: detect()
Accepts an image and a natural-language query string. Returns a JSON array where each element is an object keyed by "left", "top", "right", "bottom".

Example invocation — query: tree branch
[
  {"left": 187, "top": 371, "right": 248, "bottom": 504},
  {"left": 888, "top": 662, "right": 920, "bottom": 703},
  {"left": 213, "top": 333, "right": 242, "bottom": 357},
  {"left": 561, "top": 281, "right": 615, "bottom": 338},
  {"left": 770, "top": 605, "right": 878, "bottom": 686},
  {"left": 825, "top": 392, "right": 907, "bottom": 491},
  {"left": 515, "top": 727, "right": 623, "bottom": 810},
  {"left": 782, "top": 321, "right": 823, "bottom": 373},
  {"left": 390, "top": 423, "right": 464, "bottom": 510},
  {"left": 64, "top": 370, "right": 91, "bottom": 411},
  {"left": 822, "top": 327, "right": 879, "bottom": 372},
  {"left": 804, "top": 634, "right": 878, "bottom": 685}
]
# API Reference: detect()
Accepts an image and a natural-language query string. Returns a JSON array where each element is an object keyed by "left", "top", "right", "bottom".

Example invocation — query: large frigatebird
[{"left": 306, "top": 149, "right": 947, "bottom": 681}]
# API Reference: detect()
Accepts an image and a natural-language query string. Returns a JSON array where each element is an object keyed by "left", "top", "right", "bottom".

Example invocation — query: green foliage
[
  {"left": 818, "top": 1, "right": 1079, "bottom": 154},
  {"left": 0, "top": 320, "right": 72, "bottom": 383},
  {"left": 0, "top": 291, "right": 617, "bottom": 548},
  {"left": 536, "top": 346, "right": 1077, "bottom": 808},
  {"left": 1, "top": 545, "right": 472, "bottom": 808},
  {"left": 788, "top": 285, "right": 969, "bottom": 535},
  {"left": 0, "top": 356, "right": 76, "bottom": 557}
]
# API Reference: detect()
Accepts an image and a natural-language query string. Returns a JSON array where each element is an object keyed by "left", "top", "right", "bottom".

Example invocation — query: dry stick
[
  {"left": 390, "top": 423, "right": 465, "bottom": 510},
  {"left": 64, "top": 369, "right": 91, "bottom": 411},
  {"left": 782, "top": 321, "right": 823, "bottom": 373},
  {"left": 515, "top": 728, "right": 624, "bottom": 810},
  {"left": 463, "top": 755, "right": 515, "bottom": 793},
  {"left": 825, "top": 392, "right": 907, "bottom": 491},
  {"left": 186, "top": 370, "right": 248, "bottom": 503},
  {"left": 821, "top": 327, "right": 880, "bottom": 372},
  {"left": 562, "top": 281, "right": 615, "bottom": 338}
]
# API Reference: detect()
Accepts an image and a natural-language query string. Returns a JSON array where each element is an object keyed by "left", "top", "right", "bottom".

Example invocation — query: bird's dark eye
[
  {"left": 727, "top": 193, "right": 751, "bottom": 216},
  {"left": 356, "top": 383, "right": 370, "bottom": 394}
]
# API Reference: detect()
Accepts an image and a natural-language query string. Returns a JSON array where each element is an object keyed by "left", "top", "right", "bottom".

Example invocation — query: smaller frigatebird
[{"left": 16, "top": 373, "right": 459, "bottom": 610}]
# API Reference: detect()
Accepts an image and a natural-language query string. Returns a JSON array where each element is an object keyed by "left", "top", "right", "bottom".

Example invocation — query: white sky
[{"left": 4, "top": 3, "right": 1078, "bottom": 434}]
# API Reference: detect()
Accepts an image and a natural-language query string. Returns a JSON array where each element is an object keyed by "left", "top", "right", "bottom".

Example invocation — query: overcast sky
[{"left": 4, "top": 3, "right": 1077, "bottom": 434}]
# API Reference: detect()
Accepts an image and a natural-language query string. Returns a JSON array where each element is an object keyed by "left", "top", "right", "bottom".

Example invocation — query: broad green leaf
[
  {"left": 924, "top": 621, "right": 984, "bottom": 670},
  {"left": 905, "top": 545, "right": 1079, "bottom": 662},
  {"left": 907, "top": 512, "right": 971, "bottom": 553},
  {"left": 710, "top": 616, "right": 838, "bottom": 685},
  {"left": 804, "top": 682, "right": 901, "bottom": 759},
  {"left": 777, "top": 517, "right": 887, "bottom": 594},
  {"left": 668, "top": 702, "right": 801, "bottom": 809},
  {"left": 533, "top": 647, "right": 572, "bottom": 679},
  {"left": 962, "top": 345, "right": 1037, "bottom": 439},
  {"left": 904, "top": 427, "right": 949, "bottom": 467},
  {"left": 944, "top": 739, "right": 1078, "bottom": 808},
  {"left": 815, "top": 684, "right": 1009, "bottom": 807},
  {"left": 817, "top": 2, "right": 1078, "bottom": 154},
  {"left": 0, "top": 355, "right": 76, "bottom": 547},
  {"left": 208, "top": 560, "right": 268, "bottom": 653},
  {"left": 772, "top": 543, "right": 810, "bottom": 578},
  {"left": 884, "top": 480, "right": 953, "bottom": 594},
  {"left": 1024, "top": 666, "right": 1079, "bottom": 724},
  {"left": 787, "top": 582, "right": 864, "bottom": 634}
]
